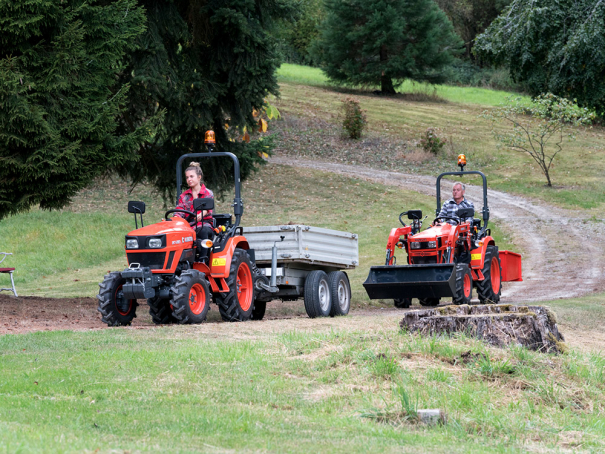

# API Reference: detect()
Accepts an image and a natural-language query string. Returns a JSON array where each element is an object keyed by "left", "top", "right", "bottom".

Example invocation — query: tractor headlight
[
  {"left": 148, "top": 238, "right": 163, "bottom": 248},
  {"left": 410, "top": 242, "right": 421, "bottom": 249},
  {"left": 427, "top": 241, "right": 437, "bottom": 248},
  {"left": 126, "top": 239, "right": 139, "bottom": 249}
]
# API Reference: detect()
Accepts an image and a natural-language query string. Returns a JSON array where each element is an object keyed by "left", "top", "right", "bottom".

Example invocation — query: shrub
[
  {"left": 342, "top": 97, "right": 367, "bottom": 139},
  {"left": 420, "top": 128, "right": 446, "bottom": 154}
]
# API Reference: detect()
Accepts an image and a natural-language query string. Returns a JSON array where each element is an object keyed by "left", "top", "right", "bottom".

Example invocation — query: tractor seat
[{"left": 213, "top": 213, "right": 233, "bottom": 227}]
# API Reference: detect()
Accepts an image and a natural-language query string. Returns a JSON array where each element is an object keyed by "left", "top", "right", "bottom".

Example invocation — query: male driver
[{"left": 435, "top": 182, "right": 474, "bottom": 225}]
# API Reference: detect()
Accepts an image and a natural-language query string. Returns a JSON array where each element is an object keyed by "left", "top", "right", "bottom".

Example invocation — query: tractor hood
[
  {"left": 127, "top": 217, "right": 194, "bottom": 237},
  {"left": 411, "top": 223, "right": 453, "bottom": 240}
]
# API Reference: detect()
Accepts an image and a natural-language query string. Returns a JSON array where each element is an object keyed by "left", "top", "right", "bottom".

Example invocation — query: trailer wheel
[
  {"left": 477, "top": 246, "right": 502, "bottom": 304},
  {"left": 97, "top": 272, "right": 138, "bottom": 326},
  {"left": 453, "top": 264, "right": 472, "bottom": 305},
  {"left": 251, "top": 301, "right": 266, "bottom": 320},
  {"left": 148, "top": 296, "right": 177, "bottom": 324},
  {"left": 328, "top": 271, "right": 350, "bottom": 316},
  {"left": 304, "top": 270, "right": 332, "bottom": 318},
  {"left": 216, "top": 249, "right": 255, "bottom": 322},
  {"left": 394, "top": 298, "right": 411, "bottom": 308},
  {"left": 170, "top": 270, "right": 210, "bottom": 324},
  {"left": 418, "top": 298, "right": 440, "bottom": 307}
]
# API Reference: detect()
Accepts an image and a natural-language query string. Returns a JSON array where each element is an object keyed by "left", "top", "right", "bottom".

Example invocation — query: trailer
[{"left": 243, "top": 224, "right": 359, "bottom": 318}]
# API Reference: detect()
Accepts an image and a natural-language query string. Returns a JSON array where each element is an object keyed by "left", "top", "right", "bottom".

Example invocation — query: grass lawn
[
  {"left": 1, "top": 296, "right": 605, "bottom": 452},
  {"left": 0, "top": 164, "right": 514, "bottom": 301},
  {"left": 273, "top": 65, "right": 605, "bottom": 213}
]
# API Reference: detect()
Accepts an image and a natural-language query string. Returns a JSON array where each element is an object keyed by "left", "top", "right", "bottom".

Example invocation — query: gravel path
[{"left": 271, "top": 156, "right": 605, "bottom": 302}]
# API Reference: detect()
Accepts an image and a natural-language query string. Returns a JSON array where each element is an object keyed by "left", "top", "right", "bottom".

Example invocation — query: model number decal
[
  {"left": 471, "top": 253, "right": 482, "bottom": 261},
  {"left": 212, "top": 258, "right": 226, "bottom": 267},
  {"left": 172, "top": 240, "right": 181, "bottom": 245}
]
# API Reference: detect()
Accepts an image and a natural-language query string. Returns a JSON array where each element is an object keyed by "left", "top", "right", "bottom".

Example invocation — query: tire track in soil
[{"left": 271, "top": 156, "right": 605, "bottom": 303}]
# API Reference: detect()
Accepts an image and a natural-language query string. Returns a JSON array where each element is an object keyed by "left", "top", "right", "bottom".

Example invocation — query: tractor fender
[
  {"left": 209, "top": 236, "right": 250, "bottom": 278},
  {"left": 470, "top": 236, "right": 495, "bottom": 271}
]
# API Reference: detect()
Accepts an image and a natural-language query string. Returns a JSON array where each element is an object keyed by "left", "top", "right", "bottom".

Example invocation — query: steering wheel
[
  {"left": 165, "top": 208, "right": 197, "bottom": 226},
  {"left": 433, "top": 216, "right": 461, "bottom": 225}
]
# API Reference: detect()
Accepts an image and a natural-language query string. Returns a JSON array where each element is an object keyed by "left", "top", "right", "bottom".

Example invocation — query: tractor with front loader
[
  {"left": 363, "top": 155, "right": 522, "bottom": 308},
  {"left": 97, "top": 132, "right": 357, "bottom": 326}
]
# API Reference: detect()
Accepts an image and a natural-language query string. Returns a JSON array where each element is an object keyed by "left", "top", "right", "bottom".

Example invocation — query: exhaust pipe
[{"left": 363, "top": 264, "right": 456, "bottom": 300}]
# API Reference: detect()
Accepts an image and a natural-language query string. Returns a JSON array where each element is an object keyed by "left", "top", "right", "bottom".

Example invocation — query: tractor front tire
[
  {"left": 418, "top": 298, "right": 440, "bottom": 307},
  {"left": 148, "top": 296, "right": 177, "bottom": 325},
  {"left": 170, "top": 270, "right": 210, "bottom": 324},
  {"left": 97, "top": 272, "right": 138, "bottom": 326},
  {"left": 477, "top": 246, "right": 502, "bottom": 304},
  {"left": 216, "top": 249, "right": 255, "bottom": 322},
  {"left": 328, "top": 271, "right": 351, "bottom": 316},
  {"left": 453, "top": 264, "right": 472, "bottom": 305},
  {"left": 394, "top": 298, "right": 412, "bottom": 308},
  {"left": 304, "top": 270, "right": 332, "bottom": 318}
]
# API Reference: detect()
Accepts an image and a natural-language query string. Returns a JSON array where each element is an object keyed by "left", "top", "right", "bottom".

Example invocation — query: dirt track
[
  {"left": 271, "top": 157, "right": 605, "bottom": 302},
  {"left": 2, "top": 158, "right": 604, "bottom": 336}
]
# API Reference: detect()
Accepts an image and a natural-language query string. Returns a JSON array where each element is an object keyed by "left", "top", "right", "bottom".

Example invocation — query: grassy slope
[
  {"left": 1, "top": 310, "right": 605, "bottom": 452},
  {"left": 0, "top": 164, "right": 513, "bottom": 301},
  {"left": 274, "top": 64, "right": 605, "bottom": 212}
]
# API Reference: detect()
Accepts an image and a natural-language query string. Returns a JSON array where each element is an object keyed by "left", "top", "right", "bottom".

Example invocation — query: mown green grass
[
  {"left": 276, "top": 63, "right": 531, "bottom": 107},
  {"left": 273, "top": 80, "right": 605, "bottom": 212},
  {"left": 1, "top": 315, "right": 603, "bottom": 452},
  {"left": 0, "top": 164, "right": 515, "bottom": 301}
]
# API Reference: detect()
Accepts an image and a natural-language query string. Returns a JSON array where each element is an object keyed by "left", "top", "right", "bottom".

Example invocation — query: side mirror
[
  {"left": 193, "top": 197, "right": 214, "bottom": 212},
  {"left": 457, "top": 207, "right": 475, "bottom": 219},
  {"left": 128, "top": 201, "right": 146, "bottom": 214},
  {"left": 407, "top": 210, "right": 422, "bottom": 220}
]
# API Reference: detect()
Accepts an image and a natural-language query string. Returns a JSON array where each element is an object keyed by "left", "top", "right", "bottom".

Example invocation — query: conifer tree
[
  {"left": 0, "top": 0, "right": 151, "bottom": 220},
  {"left": 313, "top": 0, "right": 462, "bottom": 93}
]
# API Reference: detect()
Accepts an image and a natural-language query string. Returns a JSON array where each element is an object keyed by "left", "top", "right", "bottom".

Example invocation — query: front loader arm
[{"left": 385, "top": 226, "right": 411, "bottom": 265}]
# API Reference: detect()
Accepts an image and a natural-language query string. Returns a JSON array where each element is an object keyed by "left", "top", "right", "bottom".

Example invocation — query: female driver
[{"left": 175, "top": 162, "right": 214, "bottom": 261}]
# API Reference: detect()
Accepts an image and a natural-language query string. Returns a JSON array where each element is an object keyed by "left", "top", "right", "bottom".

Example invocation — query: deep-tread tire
[
  {"left": 251, "top": 301, "right": 266, "bottom": 320},
  {"left": 328, "top": 271, "right": 351, "bottom": 316},
  {"left": 303, "top": 270, "right": 332, "bottom": 318},
  {"left": 453, "top": 263, "right": 472, "bottom": 305},
  {"left": 148, "top": 296, "right": 177, "bottom": 324},
  {"left": 477, "top": 246, "right": 502, "bottom": 304},
  {"left": 97, "top": 272, "right": 138, "bottom": 326},
  {"left": 170, "top": 270, "right": 210, "bottom": 324},
  {"left": 216, "top": 249, "right": 255, "bottom": 322},
  {"left": 394, "top": 298, "right": 412, "bottom": 308},
  {"left": 418, "top": 298, "right": 440, "bottom": 307}
]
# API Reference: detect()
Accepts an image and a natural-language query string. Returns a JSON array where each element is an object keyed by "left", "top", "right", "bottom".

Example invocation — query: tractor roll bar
[
  {"left": 436, "top": 170, "right": 489, "bottom": 233},
  {"left": 176, "top": 152, "right": 243, "bottom": 231}
]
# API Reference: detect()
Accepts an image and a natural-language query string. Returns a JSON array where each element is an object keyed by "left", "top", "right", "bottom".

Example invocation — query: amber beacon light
[{"left": 457, "top": 154, "right": 467, "bottom": 171}]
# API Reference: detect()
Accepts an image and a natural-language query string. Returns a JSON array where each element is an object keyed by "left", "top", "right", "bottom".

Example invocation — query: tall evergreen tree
[
  {"left": 312, "top": 0, "right": 462, "bottom": 93},
  {"left": 116, "top": 0, "right": 292, "bottom": 201},
  {"left": 0, "top": 0, "right": 152, "bottom": 220}
]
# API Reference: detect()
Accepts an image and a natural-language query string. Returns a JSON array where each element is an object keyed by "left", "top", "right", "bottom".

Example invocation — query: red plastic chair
[{"left": 0, "top": 252, "right": 17, "bottom": 297}]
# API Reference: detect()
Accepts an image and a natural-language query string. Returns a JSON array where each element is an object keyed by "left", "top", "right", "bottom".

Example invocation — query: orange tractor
[
  {"left": 363, "top": 156, "right": 522, "bottom": 308},
  {"left": 97, "top": 133, "right": 259, "bottom": 326}
]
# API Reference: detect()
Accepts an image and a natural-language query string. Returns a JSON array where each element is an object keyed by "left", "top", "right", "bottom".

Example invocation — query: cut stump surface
[{"left": 400, "top": 304, "right": 566, "bottom": 353}]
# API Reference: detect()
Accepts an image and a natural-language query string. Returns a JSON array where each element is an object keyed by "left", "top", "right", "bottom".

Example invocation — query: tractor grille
[{"left": 127, "top": 252, "right": 166, "bottom": 270}]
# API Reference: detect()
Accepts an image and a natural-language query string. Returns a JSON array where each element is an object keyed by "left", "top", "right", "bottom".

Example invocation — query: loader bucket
[{"left": 363, "top": 264, "right": 456, "bottom": 300}]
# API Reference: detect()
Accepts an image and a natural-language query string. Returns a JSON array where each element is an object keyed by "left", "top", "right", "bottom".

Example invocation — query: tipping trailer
[
  {"left": 363, "top": 155, "right": 522, "bottom": 308},
  {"left": 244, "top": 225, "right": 358, "bottom": 318}
]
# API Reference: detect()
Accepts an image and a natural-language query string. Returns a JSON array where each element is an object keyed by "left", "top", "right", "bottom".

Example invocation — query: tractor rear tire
[
  {"left": 453, "top": 264, "right": 472, "bottom": 305},
  {"left": 477, "top": 246, "right": 502, "bottom": 304},
  {"left": 148, "top": 296, "right": 176, "bottom": 324},
  {"left": 394, "top": 298, "right": 412, "bottom": 308},
  {"left": 170, "top": 270, "right": 210, "bottom": 324},
  {"left": 304, "top": 270, "right": 332, "bottom": 318},
  {"left": 328, "top": 271, "right": 351, "bottom": 316},
  {"left": 97, "top": 272, "right": 138, "bottom": 326},
  {"left": 216, "top": 249, "right": 255, "bottom": 322},
  {"left": 251, "top": 301, "right": 266, "bottom": 320},
  {"left": 418, "top": 298, "right": 440, "bottom": 307}
]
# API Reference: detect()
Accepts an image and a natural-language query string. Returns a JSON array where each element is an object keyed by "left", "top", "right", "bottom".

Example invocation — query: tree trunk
[
  {"left": 381, "top": 74, "right": 396, "bottom": 94},
  {"left": 400, "top": 304, "right": 566, "bottom": 353}
]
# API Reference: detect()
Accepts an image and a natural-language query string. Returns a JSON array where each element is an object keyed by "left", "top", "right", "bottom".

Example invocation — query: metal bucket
[{"left": 363, "top": 263, "right": 456, "bottom": 300}]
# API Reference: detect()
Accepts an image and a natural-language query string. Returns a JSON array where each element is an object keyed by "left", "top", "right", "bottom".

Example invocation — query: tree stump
[{"left": 400, "top": 304, "right": 566, "bottom": 353}]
